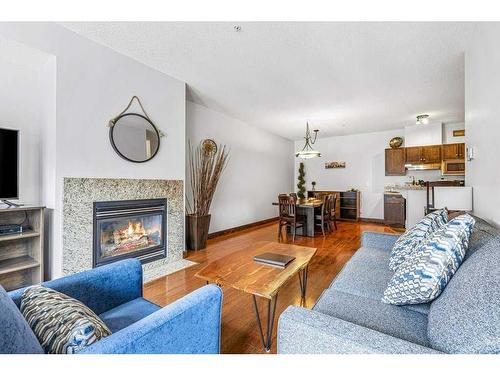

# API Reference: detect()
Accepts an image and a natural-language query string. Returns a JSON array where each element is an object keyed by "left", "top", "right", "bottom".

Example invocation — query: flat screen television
[{"left": 0, "top": 128, "right": 19, "bottom": 201}]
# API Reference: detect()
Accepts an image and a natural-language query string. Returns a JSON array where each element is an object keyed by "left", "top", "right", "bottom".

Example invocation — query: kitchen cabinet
[
  {"left": 405, "top": 145, "right": 441, "bottom": 164},
  {"left": 385, "top": 143, "right": 466, "bottom": 177},
  {"left": 442, "top": 143, "right": 465, "bottom": 160},
  {"left": 458, "top": 143, "right": 465, "bottom": 158},
  {"left": 405, "top": 146, "right": 422, "bottom": 164},
  {"left": 384, "top": 194, "right": 406, "bottom": 228},
  {"left": 385, "top": 148, "right": 406, "bottom": 176},
  {"left": 421, "top": 145, "right": 441, "bottom": 163}
]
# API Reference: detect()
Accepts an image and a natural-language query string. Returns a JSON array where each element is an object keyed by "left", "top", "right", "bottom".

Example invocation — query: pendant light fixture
[{"left": 295, "top": 122, "right": 321, "bottom": 159}]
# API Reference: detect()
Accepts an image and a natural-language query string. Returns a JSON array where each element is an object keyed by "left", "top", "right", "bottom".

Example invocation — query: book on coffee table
[{"left": 253, "top": 252, "right": 296, "bottom": 268}]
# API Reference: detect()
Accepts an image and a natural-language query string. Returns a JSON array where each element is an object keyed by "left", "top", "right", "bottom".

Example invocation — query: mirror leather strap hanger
[{"left": 108, "top": 95, "right": 165, "bottom": 137}]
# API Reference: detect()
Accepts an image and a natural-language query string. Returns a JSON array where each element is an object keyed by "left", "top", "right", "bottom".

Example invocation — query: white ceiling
[{"left": 61, "top": 22, "right": 475, "bottom": 140}]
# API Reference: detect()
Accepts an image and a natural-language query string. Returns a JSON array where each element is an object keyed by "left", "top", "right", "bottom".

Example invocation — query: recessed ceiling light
[
  {"left": 416, "top": 114, "right": 430, "bottom": 125},
  {"left": 234, "top": 25, "right": 242, "bottom": 32}
]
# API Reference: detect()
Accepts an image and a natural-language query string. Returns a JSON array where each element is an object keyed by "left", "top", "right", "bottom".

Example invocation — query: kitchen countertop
[
  {"left": 384, "top": 191, "right": 404, "bottom": 196},
  {"left": 385, "top": 184, "right": 426, "bottom": 192}
]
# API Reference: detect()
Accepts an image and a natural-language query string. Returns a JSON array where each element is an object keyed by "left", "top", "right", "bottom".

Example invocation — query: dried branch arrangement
[{"left": 186, "top": 140, "right": 229, "bottom": 216}]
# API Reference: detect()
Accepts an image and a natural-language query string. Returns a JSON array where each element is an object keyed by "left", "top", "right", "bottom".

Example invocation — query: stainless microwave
[{"left": 442, "top": 159, "right": 465, "bottom": 175}]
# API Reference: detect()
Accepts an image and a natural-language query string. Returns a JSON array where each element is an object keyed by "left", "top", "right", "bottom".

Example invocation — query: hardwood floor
[{"left": 144, "top": 220, "right": 396, "bottom": 354}]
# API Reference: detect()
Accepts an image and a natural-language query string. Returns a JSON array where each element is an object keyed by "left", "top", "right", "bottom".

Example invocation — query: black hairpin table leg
[
  {"left": 252, "top": 294, "right": 279, "bottom": 352},
  {"left": 298, "top": 266, "right": 309, "bottom": 304}
]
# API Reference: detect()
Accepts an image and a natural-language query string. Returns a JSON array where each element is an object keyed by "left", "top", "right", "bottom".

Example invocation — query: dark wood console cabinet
[{"left": 307, "top": 190, "right": 360, "bottom": 221}]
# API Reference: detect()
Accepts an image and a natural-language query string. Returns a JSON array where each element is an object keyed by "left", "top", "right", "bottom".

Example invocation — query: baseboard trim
[
  {"left": 359, "top": 217, "right": 387, "bottom": 224},
  {"left": 208, "top": 217, "right": 278, "bottom": 239},
  {"left": 207, "top": 216, "right": 392, "bottom": 240},
  {"left": 360, "top": 217, "right": 406, "bottom": 229}
]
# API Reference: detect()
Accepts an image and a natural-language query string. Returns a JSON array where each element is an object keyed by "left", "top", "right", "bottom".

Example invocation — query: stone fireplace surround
[{"left": 63, "top": 178, "right": 194, "bottom": 282}]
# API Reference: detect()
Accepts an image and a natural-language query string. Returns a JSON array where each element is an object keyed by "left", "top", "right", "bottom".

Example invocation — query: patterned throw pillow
[
  {"left": 382, "top": 214, "right": 475, "bottom": 305},
  {"left": 388, "top": 208, "right": 448, "bottom": 271},
  {"left": 21, "top": 286, "right": 111, "bottom": 354}
]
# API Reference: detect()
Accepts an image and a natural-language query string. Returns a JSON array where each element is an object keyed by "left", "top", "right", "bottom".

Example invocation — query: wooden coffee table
[{"left": 195, "top": 241, "right": 317, "bottom": 352}]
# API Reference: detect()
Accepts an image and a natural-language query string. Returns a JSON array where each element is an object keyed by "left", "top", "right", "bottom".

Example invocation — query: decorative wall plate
[
  {"left": 389, "top": 137, "right": 404, "bottom": 149},
  {"left": 201, "top": 139, "right": 218, "bottom": 155}
]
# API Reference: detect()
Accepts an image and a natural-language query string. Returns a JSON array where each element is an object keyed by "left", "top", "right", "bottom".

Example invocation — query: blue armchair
[{"left": 0, "top": 259, "right": 223, "bottom": 354}]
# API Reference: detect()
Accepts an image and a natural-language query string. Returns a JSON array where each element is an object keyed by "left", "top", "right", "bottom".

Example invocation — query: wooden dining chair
[
  {"left": 277, "top": 194, "right": 304, "bottom": 242},
  {"left": 314, "top": 203, "right": 327, "bottom": 237},
  {"left": 328, "top": 194, "right": 338, "bottom": 231},
  {"left": 312, "top": 191, "right": 327, "bottom": 200},
  {"left": 314, "top": 194, "right": 334, "bottom": 236}
]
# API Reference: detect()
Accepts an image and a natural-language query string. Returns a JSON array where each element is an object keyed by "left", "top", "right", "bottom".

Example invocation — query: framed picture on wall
[{"left": 325, "top": 161, "right": 346, "bottom": 169}]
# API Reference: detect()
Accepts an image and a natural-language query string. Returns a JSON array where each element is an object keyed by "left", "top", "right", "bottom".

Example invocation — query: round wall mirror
[{"left": 109, "top": 113, "right": 160, "bottom": 163}]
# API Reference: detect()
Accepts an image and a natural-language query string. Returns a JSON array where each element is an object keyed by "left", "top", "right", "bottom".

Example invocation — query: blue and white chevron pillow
[
  {"left": 389, "top": 208, "right": 448, "bottom": 271},
  {"left": 382, "top": 214, "right": 475, "bottom": 305}
]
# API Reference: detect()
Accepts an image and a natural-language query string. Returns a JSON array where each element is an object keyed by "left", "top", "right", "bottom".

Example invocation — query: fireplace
[{"left": 93, "top": 198, "right": 167, "bottom": 267}]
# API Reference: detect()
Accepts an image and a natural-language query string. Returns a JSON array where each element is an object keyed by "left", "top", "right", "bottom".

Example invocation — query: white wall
[
  {"left": 187, "top": 101, "right": 294, "bottom": 233},
  {"left": 0, "top": 60, "right": 40, "bottom": 203},
  {"left": 39, "top": 57, "right": 57, "bottom": 210},
  {"left": 294, "top": 129, "right": 453, "bottom": 220},
  {"left": 0, "top": 37, "right": 51, "bottom": 204},
  {"left": 0, "top": 37, "right": 56, "bottom": 280},
  {"left": 404, "top": 122, "right": 465, "bottom": 146},
  {"left": 465, "top": 24, "right": 500, "bottom": 226},
  {"left": 0, "top": 23, "right": 186, "bottom": 277},
  {"left": 404, "top": 122, "right": 443, "bottom": 147},
  {"left": 443, "top": 122, "right": 465, "bottom": 144}
]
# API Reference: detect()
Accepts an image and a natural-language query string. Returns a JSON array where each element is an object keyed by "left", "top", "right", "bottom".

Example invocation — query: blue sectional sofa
[
  {"left": 0, "top": 259, "right": 223, "bottom": 354},
  {"left": 278, "top": 217, "right": 500, "bottom": 354}
]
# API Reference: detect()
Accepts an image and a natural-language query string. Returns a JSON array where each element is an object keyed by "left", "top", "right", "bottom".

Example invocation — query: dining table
[{"left": 272, "top": 198, "right": 323, "bottom": 237}]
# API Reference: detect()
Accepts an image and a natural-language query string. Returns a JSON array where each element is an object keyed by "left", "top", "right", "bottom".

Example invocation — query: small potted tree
[
  {"left": 297, "top": 162, "right": 306, "bottom": 200},
  {"left": 186, "top": 140, "right": 229, "bottom": 250},
  {"left": 311, "top": 181, "right": 317, "bottom": 192}
]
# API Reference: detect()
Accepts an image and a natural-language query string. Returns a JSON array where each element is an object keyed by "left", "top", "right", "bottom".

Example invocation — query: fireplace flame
[
  {"left": 123, "top": 221, "right": 147, "bottom": 239},
  {"left": 101, "top": 217, "right": 162, "bottom": 260},
  {"left": 127, "top": 222, "right": 134, "bottom": 237},
  {"left": 113, "top": 220, "right": 148, "bottom": 244}
]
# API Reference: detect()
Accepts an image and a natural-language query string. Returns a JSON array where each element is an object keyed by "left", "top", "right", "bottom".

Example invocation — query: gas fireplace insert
[{"left": 93, "top": 198, "right": 167, "bottom": 267}]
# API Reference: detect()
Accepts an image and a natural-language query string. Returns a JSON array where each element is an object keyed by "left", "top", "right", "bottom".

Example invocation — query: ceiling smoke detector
[{"left": 416, "top": 114, "right": 430, "bottom": 125}]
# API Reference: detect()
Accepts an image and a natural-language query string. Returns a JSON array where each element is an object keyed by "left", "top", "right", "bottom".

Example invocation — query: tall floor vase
[{"left": 186, "top": 214, "right": 211, "bottom": 250}]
